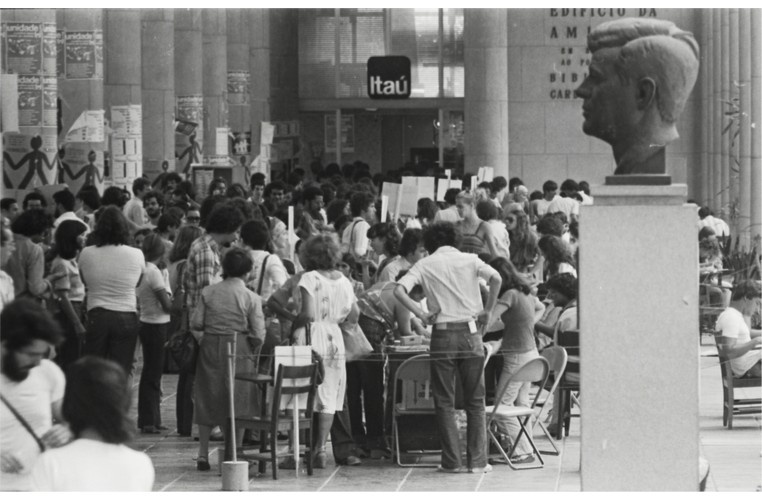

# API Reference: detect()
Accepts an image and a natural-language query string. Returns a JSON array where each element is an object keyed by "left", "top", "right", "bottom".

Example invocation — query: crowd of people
[{"left": 1, "top": 159, "right": 755, "bottom": 490}]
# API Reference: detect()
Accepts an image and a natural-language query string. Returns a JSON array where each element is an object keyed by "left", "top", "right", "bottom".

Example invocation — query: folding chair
[
  {"left": 391, "top": 354, "right": 440, "bottom": 467},
  {"left": 486, "top": 357, "right": 550, "bottom": 470},
  {"left": 532, "top": 346, "right": 567, "bottom": 455},
  {"left": 555, "top": 329, "right": 580, "bottom": 438}
]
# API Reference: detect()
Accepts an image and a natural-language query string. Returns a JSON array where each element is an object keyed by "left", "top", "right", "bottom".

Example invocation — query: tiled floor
[{"left": 128, "top": 346, "right": 761, "bottom": 492}]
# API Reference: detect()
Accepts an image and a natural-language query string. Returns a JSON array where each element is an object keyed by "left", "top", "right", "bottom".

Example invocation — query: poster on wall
[
  {"left": 57, "top": 144, "right": 104, "bottom": 193},
  {"left": 64, "top": 110, "right": 105, "bottom": 143},
  {"left": 3, "top": 23, "right": 43, "bottom": 74},
  {"left": 42, "top": 75, "right": 57, "bottom": 127},
  {"left": 324, "top": 114, "right": 354, "bottom": 153},
  {"left": 41, "top": 23, "right": 56, "bottom": 75},
  {"left": 17, "top": 74, "right": 42, "bottom": 127},
  {"left": 227, "top": 70, "right": 250, "bottom": 105},
  {"left": 2, "top": 130, "right": 58, "bottom": 190},
  {"left": 110, "top": 104, "right": 142, "bottom": 186},
  {"left": 55, "top": 30, "right": 65, "bottom": 77},
  {"left": 65, "top": 30, "right": 104, "bottom": 79},
  {"left": 175, "top": 95, "right": 203, "bottom": 176}
]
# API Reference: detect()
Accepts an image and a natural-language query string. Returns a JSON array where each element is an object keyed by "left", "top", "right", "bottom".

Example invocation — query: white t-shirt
[
  {"left": 533, "top": 196, "right": 558, "bottom": 219},
  {"left": 341, "top": 217, "right": 370, "bottom": 258},
  {"left": 1, "top": 360, "right": 66, "bottom": 491},
  {"left": 245, "top": 250, "right": 289, "bottom": 301},
  {"left": 79, "top": 245, "right": 145, "bottom": 312},
  {"left": 546, "top": 196, "right": 580, "bottom": 220},
  {"left": 136, "top": 262, "right": 171, "bottom": 324},
  {"left": 715, "top": 307, "right": 761, "bottom": 377},
  {"left": 122, "top": 197, "right": 146, "bottom": 229},
  {"left": 30, "top": 439, "right": 154, "bottom": 491},
  {"left": 434, "top": 205, "right": 461, "bottom": 223},
  {"left": 487, "top": 219, "right": 511, "bottom": 260}
]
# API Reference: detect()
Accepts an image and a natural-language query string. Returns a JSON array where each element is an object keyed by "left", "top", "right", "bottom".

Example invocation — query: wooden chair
[
  {"left": 485, "top": 357, "right": 550, "bottom": 470},
  {"left": 555, "top": 329, "right": 580, "bottom": 439},
  {"left": 235, "top": 362, "right": 319, "bottom": 479},
  {"left": 532, "top": 346, "right": 568, "bottom": 455},
  {"left": 715, "top": 345, "right": 761, "bottom": 429}
]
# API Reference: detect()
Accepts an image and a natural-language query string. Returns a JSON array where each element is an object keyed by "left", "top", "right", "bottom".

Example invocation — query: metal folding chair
[
  {"left": 532, "top": 346, "right": 567, "bottom": 455},
  {"left": 486, "top": 357, "right": 550, "bottom": 470}
]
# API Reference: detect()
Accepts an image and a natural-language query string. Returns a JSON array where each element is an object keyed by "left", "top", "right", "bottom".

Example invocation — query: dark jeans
[
  {"left": 137, "top": 322, "right": 168, "bottom": 428},
  {"left": 327, "top": 395, "right": 357, "bottom": 460},
  {"left": 83, "top": 308, "right": 139, "bottom": 377},
  {"left": 53, "top": 301, "right": 83, "bottom": 372},
  {"left": 346, "top": 356, "right": 385, "bottom": 449},
  {"left": 176, "top": 371, "right": 195, "bottom": 435},
  {"left": 430, "top": 325, "right": 487, "bottom": 470}
]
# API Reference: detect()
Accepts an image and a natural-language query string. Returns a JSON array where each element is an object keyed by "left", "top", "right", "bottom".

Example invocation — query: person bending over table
[{"left": 394, "top": 222, "right": 502, "bottom": 474}]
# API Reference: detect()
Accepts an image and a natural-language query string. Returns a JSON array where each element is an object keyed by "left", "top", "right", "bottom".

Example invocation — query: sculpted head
[{"left": 575, "top": 18, "right": 699, "bottom": 174}]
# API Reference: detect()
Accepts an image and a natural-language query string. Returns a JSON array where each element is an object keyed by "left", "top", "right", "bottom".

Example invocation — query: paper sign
[
  {"left": 260, "top": 122, "right": 275, "bottom": 146},
  {"left": 381, "top": 195, "right": 389, "bottom": 223},
  {"left": 215, "top": 127, "right": 229, "bottom": 156},
  {"left": 64, "top": 110, "right": 105, "bottom": 143},
  {"left": 471, "top": 175, "right": 478, "bottom": 191},
  {"left": 445, "top": 169, "right": 451, "bottom": 179},
  {"left": 111, "top": 105, "right": 142, "bottom": 136},
  {"left": 437, "top": 177, "right": 462, "bottom": 202},
  {"left": 382, "top": 182, "right": 401, "bottom": 221},
  {"left": 477, "top": 166, "right": 494, "bottom": 184},
  {"left": 273, "top": 345, "right": 313, "bottom": 410},
  {"left": 399, "top": 177, "right": 419, "bottom": 218}
]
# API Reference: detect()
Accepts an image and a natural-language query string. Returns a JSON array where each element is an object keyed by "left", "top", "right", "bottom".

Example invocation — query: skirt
[
  {"left": 311, "top": 321, "right": 346, "bottom": 414},
  {"left": 193, "top": 332, "right": 259, "bottom": 426}
]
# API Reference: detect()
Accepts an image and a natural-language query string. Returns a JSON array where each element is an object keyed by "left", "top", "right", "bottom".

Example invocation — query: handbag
[
  {"left": 302, "top": 323, "right": 325, "bottom": 385},
  {"left": 166, "top": 311, "right": 198, "bottom": 374},
  {"left": 341, "top": 321, "right": 373, "bottom": 362}
]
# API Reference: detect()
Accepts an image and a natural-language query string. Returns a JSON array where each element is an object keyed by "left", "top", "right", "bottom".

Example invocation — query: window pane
[
  {"left": 442, "top": 9, "right": 464, "bottom": 98},
  {"left": 298, "top": 9, "right": 336, "bottom": 98},
  {"left": 390, "top": 9, "right": 439, "bottom": 98}
]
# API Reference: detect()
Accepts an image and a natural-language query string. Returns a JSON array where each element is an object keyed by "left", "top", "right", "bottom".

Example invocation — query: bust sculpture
[{"left": 574, "top": 18, "right": 700, "bottom": 178}]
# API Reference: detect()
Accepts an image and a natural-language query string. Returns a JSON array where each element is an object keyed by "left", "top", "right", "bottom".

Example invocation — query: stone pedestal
[{"left": 579, "top": 184, "right": 699, "bottom": 491}]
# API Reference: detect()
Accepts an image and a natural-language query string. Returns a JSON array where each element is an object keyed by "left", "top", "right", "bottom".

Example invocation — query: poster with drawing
[
  {"left": 56, "top": 144, "right": 104, "bottom": 193},
  {"left": 175, "top": 95, "right": 203, "bottom": 176},
  {"left": 227, "top": 70, "right": 250, "bottom": 105},
  {"left": 65, "top": 30, "right": 103, "bottom": 79},
  {"left": 3, "top": 23, "right": 43, "bottom": 74},
  {"left": 2, "top": 131, "right": 58, "bottom": 190},
  {"left": 324, "top": 114, "right": 354, "bottom": 153}
]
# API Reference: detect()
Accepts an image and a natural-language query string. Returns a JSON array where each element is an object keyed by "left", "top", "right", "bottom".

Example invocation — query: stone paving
[{"left": 126, "top": 343, "right": 761, "bottom": 492}]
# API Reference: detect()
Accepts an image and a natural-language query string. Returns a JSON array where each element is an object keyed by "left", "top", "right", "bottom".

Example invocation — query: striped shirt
[{"left": 184, "top": 233, "right": 222, "bottom": 309}]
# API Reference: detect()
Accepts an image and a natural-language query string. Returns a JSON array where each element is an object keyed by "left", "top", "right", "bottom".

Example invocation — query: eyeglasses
[{"left": 186, "top": 216, "right": 201, "bottom": 222}]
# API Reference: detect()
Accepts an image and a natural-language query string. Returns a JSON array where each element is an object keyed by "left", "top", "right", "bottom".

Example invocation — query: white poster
[{"left": 63, "top": 109, "right": 104, "bottom": 143}]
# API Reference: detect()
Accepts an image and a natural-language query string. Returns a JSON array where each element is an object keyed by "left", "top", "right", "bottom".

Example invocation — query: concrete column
[
  {"left": 1, "top": 9, "right": 58, "bottom": 191},
  {"left": 750, "top": 9, "right": 762, "bottom": 244},
  {"left": 249, "top": 9, "right": 270, "bottom": 158},
  {"left": 720, "top": 9, "right": 731, "bottom": 214},
  {"left": 104, "top": 9, "right": 142, "bottom": 180},
  {"left": 711, "top": 11, "right": 722, "bottom": 211},
  {"left": 737, "top": 10, "right": 752, "bottom": 248},
  {"left": 227, "top": 8, "right": 251, "bottom": 166},
  {"left": 701, "top": 9, "right": 719, "bottom": 205},
  {"left": 697, "top": 10, "right": 711, "bottom": 205},
  {"left": 174, "top": 8, "right": 203, "bottom": 177},
  {"left": 580, "top": 186, "right": 699, "bottom": 491},
  {"left": 202, "top": 9, "right": 227, "bottom": 163},
  {"left": 269, "top": 9, "right": 299, "bottom": 121},
  {"left": 56, "top": 8, "right": 104, "bottom": 193},
  {"left": 141, "top": 9, "right": 174, "bottom": 179},
  {"left": 728, "top": 9, "right": 740, "bottom": 235},
  {"left": 463, "top": 9, "right": 508, "bottom": 178}
]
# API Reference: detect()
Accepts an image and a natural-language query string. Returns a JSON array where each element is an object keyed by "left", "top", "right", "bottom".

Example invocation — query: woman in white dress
[{"left": 293, "top": 233, "right": 359, "bottom": 468}]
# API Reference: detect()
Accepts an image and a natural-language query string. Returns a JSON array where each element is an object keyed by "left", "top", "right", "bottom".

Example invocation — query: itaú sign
[{"left": 367, "top": 56, "right": 411, "bottom": 99}]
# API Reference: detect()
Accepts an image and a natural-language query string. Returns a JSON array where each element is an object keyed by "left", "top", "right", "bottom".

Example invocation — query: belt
[{"left": 434, "top": 321, "right": 472, "bottom": 330}]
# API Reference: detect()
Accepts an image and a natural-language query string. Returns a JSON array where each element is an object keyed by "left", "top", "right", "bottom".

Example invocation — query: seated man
[{"left": 715, "top": 280, "right": 762, "bottom": 378}]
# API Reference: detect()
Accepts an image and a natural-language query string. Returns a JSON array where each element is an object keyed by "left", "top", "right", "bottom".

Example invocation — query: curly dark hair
[
  {"left": 326, "top": 199, "right": 349, "bottom": 224},
  {"left": 205, "top": 202, "right": 245, "bottom": 235},
  {"left": 168, "top": 225, "right": 204, "bottom": 263},
  {"left": 101, "top": 186, "right": 129, "bottom": 208},
  {"left": 416, "top": 197, "right": 439, "bottom": 221},
  {"left": 240, "top": 219, "right": 270, "bottom": 250},
  {"left": 0, "top": 298, "right": 64, "bottom": 350},
  {"left": 10, "top": 209, "right": 49, "bottom": 237},
  {"left": 221, "top": 247, "right": 253, "bottom": 278},
  {"left": 536, "top": 214, "right": 565, "bottom": 237},
  {"left": 63, "top": 356, "right": 133, "bottom": 444},
  {"left": 422, "top": 222, "right": 459, "bottom": 254},
  {"left": 475, "top": 199, "right": 498, "bottom": 221},
  {"left": 546, "top": 273, "right": 578, "bottom": 301},
  {"left": 199, "top": 194, "right": 228, "bottom": 226},
  {"left": 300, "top": 233, "right": 342, "bottom": 271},
  {"left": 367, "top": 222, "right": 400, "bottom": 256},
  {"left": 399, "top": 228, "right": 423, "bottom": 258},
  {"left": 538, "top": 234, "right": 575, "bottom": 276},
  {"left": 92, "top": 206, "right": 131, "bottom": 246},
  {"left": 349, "top": 191, "right": 375, "bottom": 217}
]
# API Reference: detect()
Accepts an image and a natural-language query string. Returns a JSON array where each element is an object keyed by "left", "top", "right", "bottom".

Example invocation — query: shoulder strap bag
[{"left": 0, "top": 393, "right": 46, "bottom": 452}]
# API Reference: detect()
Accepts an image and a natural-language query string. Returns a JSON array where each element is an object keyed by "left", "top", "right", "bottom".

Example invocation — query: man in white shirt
[
  {"left": 547, "top": 179, "right": 581, "bottom": 223},
  {"left": 715, "top": 280, "right": 761, "bottom": 378},
  {"left": 395, "top": 222, "right": 501, "bottom": 474},
  {"left": 342, "top": 191, "right": 376, "bottom": 259},
  {"left": 697, "top": 206, "right": 730, "bottom": 240},
  {"left": 1, "top": 299, "right": 71, "bottom": 491},
  {"left": 532, "top": 180, "right": 559, "bottom": 223},
  {"left": 433, "top": 188, "right": 462, "bottom": 224},
  {"left": 52, "top": 190, "right": 87, "bottom": 237},
  {"left": 123, "top": 177, "right": 151, "bottom": 233}
]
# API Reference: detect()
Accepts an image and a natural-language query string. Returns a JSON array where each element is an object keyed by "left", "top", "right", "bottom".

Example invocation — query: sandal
[
  {"left": 196, "top": 456, "right": 210, "bottom": 471},
  {"left": 510, "top": 454, "right": 535, "bottom": 465}
]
